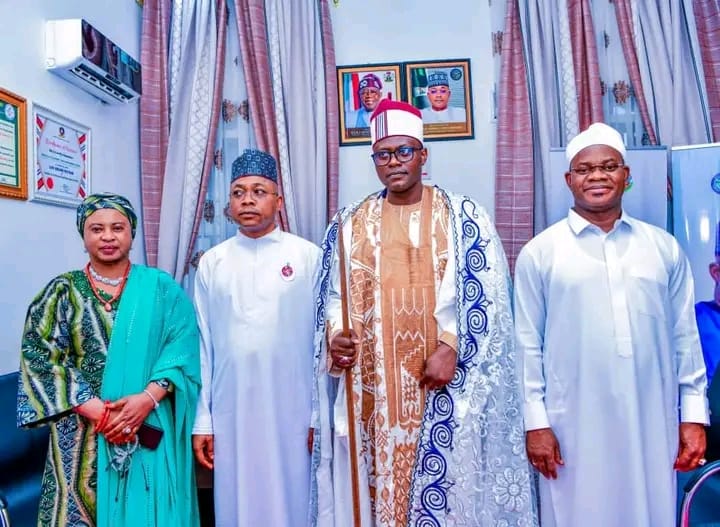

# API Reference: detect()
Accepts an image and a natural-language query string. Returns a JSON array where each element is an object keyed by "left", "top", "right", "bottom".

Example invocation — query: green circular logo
[{"left": 625, "top": 174, "right": 633, "bottom": 192}]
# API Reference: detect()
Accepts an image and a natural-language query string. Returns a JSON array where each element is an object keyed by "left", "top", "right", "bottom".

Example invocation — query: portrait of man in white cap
[
  {"left": 420, "top": 70, "right": 467, "bottom": 124},
  {"left": 513, "top": 122, "right": 708, "bottom": 527},
  {"left": 310, "top": 99, "right": 535, "bottom": 526}
]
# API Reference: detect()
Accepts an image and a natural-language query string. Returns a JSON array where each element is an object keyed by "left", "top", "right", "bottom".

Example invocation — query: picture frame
[
  {"left": 337, "top": 62, "right": 403, "bottom": 146},
  {"left": 0, "top": 87, "right": 28, "bottom": 200},
  {"left": 403, "top": 59, "right": 474, "bottom": 141},
  {"left": 31, "top": 104, "right": 91, "bottom": 208}
]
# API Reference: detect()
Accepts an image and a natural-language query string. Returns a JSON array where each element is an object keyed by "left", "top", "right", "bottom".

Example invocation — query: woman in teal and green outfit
[{"left": 17, "top": 193, "right": 201, "bottom": 527}]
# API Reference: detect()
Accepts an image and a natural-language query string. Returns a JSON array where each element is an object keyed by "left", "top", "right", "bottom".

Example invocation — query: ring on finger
[
  {"left": 699, "top": 458, "right": 707, "bottom": 466},
  {"left": 123, "top": 426, "right": 132, "bottom": 435}
]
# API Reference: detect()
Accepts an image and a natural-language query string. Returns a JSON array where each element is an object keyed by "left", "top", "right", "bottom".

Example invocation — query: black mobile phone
[{"left": 137, "top": 423, "right": 164, "bottom": 450}]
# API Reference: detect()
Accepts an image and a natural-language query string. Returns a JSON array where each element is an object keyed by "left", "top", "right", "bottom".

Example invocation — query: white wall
[
  {"left": 0, "top": 1, "right": 142, "bottom": 373},
  {"left": 330, "top": 0, "right": 497, "bottom": 210}
]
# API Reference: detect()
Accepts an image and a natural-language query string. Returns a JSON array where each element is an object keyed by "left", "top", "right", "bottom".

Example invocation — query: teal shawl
[{"left": 96, "top": 265, "right": 201, "bottom": 527}]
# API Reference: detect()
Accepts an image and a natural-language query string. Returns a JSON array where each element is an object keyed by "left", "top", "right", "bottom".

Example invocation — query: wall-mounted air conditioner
[{"left": 45, "top": 19, "right": 142, "bottom": 104}]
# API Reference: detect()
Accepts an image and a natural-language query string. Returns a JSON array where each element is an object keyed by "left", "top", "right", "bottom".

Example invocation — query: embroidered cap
[
  {"left": 76, "top": 193, "right": 138, "bottom": 239},
  {"left": 358, "top": 73, "right": 382, "bottom": 93},
  {"left": 369, "top": 99, "right": 423, "bottom": 145},
  {"left": 231, "top": 149, "right": 278, "bottom": 183},
  {"left": 427, "top": 71, "right": 449, "bottom": 88},
  {"left": 565, "top": 122, "right": 627, "bottom": 163}
]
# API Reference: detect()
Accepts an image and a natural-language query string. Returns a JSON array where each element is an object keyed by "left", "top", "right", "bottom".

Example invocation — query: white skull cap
[{"left": 566, "top": 122, "right": 626, "bottom": 163}]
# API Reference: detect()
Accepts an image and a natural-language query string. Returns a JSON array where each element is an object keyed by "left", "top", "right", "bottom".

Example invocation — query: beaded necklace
[
  {"left": 84, "top": 261, "right": 131, "bottom": 312},
  {"left": 88, "top": 264, "right": 125, "bottom": 286}
]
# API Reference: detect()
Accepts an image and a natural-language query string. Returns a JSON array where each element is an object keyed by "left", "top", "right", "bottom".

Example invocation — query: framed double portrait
[{"left": 337, "top": 58, "right": 474, "bottom": 146}]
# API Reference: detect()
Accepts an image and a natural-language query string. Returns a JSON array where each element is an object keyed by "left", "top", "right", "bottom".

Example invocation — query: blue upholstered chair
[
  {"left": 0, "top": 493, "right": 10, "bottom": 527},
  {"left": 0, "top": 372, "right": 49, "bottom": 527}
]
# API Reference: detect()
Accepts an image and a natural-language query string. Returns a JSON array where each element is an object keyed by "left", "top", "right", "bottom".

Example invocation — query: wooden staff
[{"left": 337, "top": 219, "right": 361, "bottom": 527}]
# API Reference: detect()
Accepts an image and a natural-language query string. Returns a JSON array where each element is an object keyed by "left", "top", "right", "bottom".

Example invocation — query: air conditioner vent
[{"left": 70, "top": 64, "right": 135, "bottom": 102}]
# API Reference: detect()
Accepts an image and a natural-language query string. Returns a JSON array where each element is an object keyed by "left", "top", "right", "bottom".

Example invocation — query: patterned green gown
[{"left": 17, "top": 271, "right": 120, "bottom": 527}]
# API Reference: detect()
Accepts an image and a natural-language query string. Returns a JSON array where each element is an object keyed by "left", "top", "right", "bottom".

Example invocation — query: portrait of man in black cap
[{"left": 420, "top": 70, "right": 467, "bottom": 124}]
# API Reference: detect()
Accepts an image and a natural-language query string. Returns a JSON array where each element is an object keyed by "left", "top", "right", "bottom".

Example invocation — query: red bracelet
[
  {"left": 96, "top": 409, "right": 110, "bottom": 433},
  {"left": 95, "top": 401, "right": 112, "bottom": 433},
  {"left": 95, "top": 410, "right": 107, "bottom": 433}
]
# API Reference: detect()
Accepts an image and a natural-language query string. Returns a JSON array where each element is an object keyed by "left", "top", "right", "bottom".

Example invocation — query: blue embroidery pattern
[
  {"left": 408, "top": 194, "right": 493, "bottom": 526},
  {"left": 315, "top": 220, "right": 338, "bottom": 331},
  {"left": 412, "top": 389, "right": 455, "bottom": 526},
  {"left": 308, "top": 216, "right": 340, "bottom": 524},
  {"left": 310, "top": 190, "right": 536, "bottom": 526}
]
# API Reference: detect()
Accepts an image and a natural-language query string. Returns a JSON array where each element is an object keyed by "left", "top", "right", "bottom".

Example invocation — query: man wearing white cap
[
  {"left": 310, "top": 99, "right": 536, "bottom": 526},
  {"left": 514, "top": 122, "right": 708, "bottom": 527}
]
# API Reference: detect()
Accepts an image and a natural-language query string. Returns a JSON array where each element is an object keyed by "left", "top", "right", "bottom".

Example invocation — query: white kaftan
[
  {"left": 193, "top": 227, "right": 320, "bottom": 527},
  {"left": 514, "top": 209, "right": 708, "bottom": 527},
  {"left": 420, "top": 106, "right": 466, "bottom": 124}
]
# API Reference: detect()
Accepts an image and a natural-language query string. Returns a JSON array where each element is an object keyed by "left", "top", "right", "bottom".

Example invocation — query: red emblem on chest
[{"left": 281, "top": 262, "right": 294, "bottom": 279}]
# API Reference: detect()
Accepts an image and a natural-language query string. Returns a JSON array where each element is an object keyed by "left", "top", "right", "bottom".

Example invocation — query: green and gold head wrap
[{"left": 76, "top": 193, "right": 138, "bottom": 238}]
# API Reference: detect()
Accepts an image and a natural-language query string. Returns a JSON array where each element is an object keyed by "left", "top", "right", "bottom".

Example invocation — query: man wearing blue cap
[
  {"left": 191, "top": 149, "right": 321, "bottom": 526},
  {"left": 420, "top": 70, "right": 466, "bottom": 124},
  {"left": 696, "top": 221, "right": 720, "bottom": 384}
]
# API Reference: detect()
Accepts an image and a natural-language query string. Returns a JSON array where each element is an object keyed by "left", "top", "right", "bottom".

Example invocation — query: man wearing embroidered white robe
[
  {"left": 309, "top": 100, "right": 536, "bottom": 527},
  {"left": 514, "top": 122, "right": 709, "bottom": 527},
  {"left": 191, "top": 149, "right": 321, "bottom": 527}
]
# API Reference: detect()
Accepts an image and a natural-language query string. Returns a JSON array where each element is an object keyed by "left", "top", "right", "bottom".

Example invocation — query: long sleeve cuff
[
  {"left": 192, "top": 412, "right": 213, "bottom": 434},
  {"left": 67, "top": 371, "right": 95, "bottom": 408},
  {"left": 328, "top": 317, "right": 343, "bottom": 339},
  {"left": 438, "top": 331, "right": 457, "bottom": 352},
  {"left": 524, "top": 401, "right": 551, "bottom": 431},
  {"left": 74, "top": 385, "right": 95, "bottom": 407},
  {"left": 680, "top": 393, "right": 710, "bottom": 425},
  {"left": 326, "top": 327, "right": 345, "bottom": 378}
]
